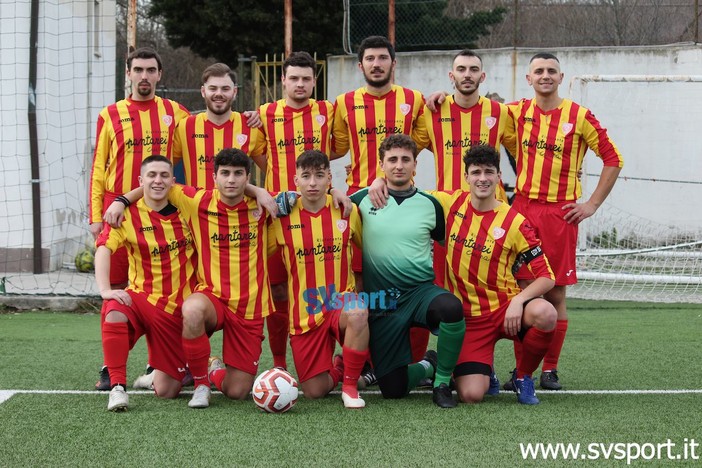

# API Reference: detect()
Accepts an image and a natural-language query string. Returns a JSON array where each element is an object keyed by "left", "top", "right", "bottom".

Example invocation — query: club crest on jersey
[
  {"left": 162, "top": 115, "right": 173, "bottom": 127},
  {"left": 336, "top": 219, "right": 348, "bottom": 233},
  {"left": 492, "top": 227, "right": 506, "bottom": 240},
  {"left": 315, "top": 115, "right": 326, "bottom": 126},
  {"left": 399, "top": 104, "right": 411, "bottom": 116},
  {"left": 485, "top": 117, "right": 497, "bottom": 129},
  {"left": 561, "top": 122, "right": 573, "bottom": 135},
  {"left": 236, "top": 134, "right": 248, "bottom": 146}
]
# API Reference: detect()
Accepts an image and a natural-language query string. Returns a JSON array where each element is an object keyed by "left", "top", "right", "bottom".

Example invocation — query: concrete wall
[
  {"left": 0, "top": 0, "right": 116, "bottom": 272},
  {"left": 326, "top": 43, "right": 702, "bottom": 235}
]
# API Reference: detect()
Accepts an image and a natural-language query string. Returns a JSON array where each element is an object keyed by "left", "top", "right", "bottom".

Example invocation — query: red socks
[
  {"left": 517, "top": 327, "right": 555, "bottom": 379},
  {"left": 543, "top": 319, "right": 568, "bottom": 371},
  {"left": 409, "top": 327, "right": 430, "bottom": 363},
  {"left": 102, "top": 321, "right": 129, "bottom": 387},
  {"left": 182, "top": 333, "right": 211, "bottom": 388},
  {"left": 341, "top": 346, "right": 367, "bottom": 399},
  {"left": 268, "top": 301, "right": 289, "bottom": 369}
]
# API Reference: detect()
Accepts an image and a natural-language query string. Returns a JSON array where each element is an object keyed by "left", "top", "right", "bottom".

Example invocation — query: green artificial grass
[{"left": 0, "top": 299, "right": 700, "bottom": 466}]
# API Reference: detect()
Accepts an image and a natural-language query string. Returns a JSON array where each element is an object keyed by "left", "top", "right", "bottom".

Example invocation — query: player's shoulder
[{"left": 349, "top": 187, "right": 370, "bottom": 204}]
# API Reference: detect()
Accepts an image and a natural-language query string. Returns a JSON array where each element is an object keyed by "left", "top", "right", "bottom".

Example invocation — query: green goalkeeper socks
[{"left": 434, "top": 320, "right": 465, "bottom": 387}]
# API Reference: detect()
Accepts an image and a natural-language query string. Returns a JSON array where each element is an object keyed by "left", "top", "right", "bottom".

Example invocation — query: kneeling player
[
  {"left": 432, "top": 145, "right": 557, "bottom": 405},
  {"left": 351, "top": 135, "right": 466, "bottom": 408},
  {"left": 270, "top": 150, "right": 368, "bottom": 408},
  {"left": 96, "top": 156, "right": 198, "bottom": 411}
]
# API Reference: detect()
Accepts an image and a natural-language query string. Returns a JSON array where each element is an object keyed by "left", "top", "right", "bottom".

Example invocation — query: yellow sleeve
[
  {"left": 412, "top": 106, "right": 432, "bottom": 152},
  {"left": 331, "top": 96, "right": 350, "bottom": 156},
  {"left": 89, "top": 111, "right": 111, "bottom": 223}
]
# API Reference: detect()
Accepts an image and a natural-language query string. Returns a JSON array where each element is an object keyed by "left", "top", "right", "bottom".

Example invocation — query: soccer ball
[
  {"left": 252, "top": 368, "right": 299, "bottom": 413},
  {"left": 74, "top": 249, "right": 95, "bottom": 272}
]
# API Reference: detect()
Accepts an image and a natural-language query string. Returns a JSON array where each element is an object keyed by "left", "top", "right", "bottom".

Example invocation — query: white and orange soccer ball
[{"left": 252, "top": 368, "right": 299, "bottom": 413}]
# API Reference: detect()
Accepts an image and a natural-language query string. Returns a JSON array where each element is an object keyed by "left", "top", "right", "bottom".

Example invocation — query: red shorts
[
  {"left": 512, "top": 195, "right": 578, "bottom": 285},
  {"left": 289, "top": 310, "right": 342, "bottom": 382},
  {"left": 198, "top": 290, "right": 264, "bottom": 375},
  {"left": 457, "top": 304, "right": 516, "bottom": 368},
  {"left": 267, "top": 249, "right": 288, "bottom": 286},
  {"left": 432, "top": 241, "right": 446, "bottom": 287},
  {"left": 102, "top": 192, "right": 128, "bottom": 286},
  {"left": 104, "top": 290, "right": 187, "bottom": 381}
]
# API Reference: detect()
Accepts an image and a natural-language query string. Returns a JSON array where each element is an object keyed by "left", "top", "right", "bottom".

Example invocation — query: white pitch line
[{"left": 1, "top": 388, "right": 702, "bottom": 406}]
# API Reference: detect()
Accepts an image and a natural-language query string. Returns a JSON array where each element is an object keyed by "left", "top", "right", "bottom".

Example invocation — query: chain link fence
[{"left": 344, "top": 0, "right": 700, "bottom": 54}]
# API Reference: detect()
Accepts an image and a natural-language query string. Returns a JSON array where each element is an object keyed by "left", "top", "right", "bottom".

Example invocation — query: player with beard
[
  {"left": 331, "top": 37, "right": 427, "bottom": 378},
  {"left": 172, "top": 63, "right": 263, "bottom": 190},
  {"left": 394, "top": 50, "right": 516, "bottom": 389},
  {"left": 254, "top": 52, "right": 336, "bottom": 371},
  {"left": 90, "top": 47, "right": 190, "bottom": 391}
]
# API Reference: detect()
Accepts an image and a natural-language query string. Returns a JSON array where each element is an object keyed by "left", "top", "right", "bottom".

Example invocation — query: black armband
[
  {"left": 511, "top": 245, "right": 544, "bottom": 275},
  {"left": 115, "top": 195, "right": 131, "bottom": 207}
]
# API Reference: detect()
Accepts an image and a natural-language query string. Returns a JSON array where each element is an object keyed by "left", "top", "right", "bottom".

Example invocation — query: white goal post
[{"left": 568, "top": 75, "right": 702, "bottom": 303}]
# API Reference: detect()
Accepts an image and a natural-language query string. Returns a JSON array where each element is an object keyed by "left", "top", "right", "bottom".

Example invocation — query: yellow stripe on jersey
[
  {"left": 172, "top": 112, "right": 265, "bottom": 189},
  {"left": 431, "top": 190, "right": 553, "bottom": 317},
  {"left": 272, "top": 197, "right": 362, "bottom": 335},
  {"left": 89, "top": 96, "right": 189, "bottom": 222},
  {"left": 98, "top": 199, "right": 198, "bottom": 315},
  {"left": 259, "top": 99, "right": 334, "bottom": 192},
  {"left": 508, "top": 98, "right": 623, "bottom": 202},
  {"left": 168, "top": 185, "right": 273, "bottom": 320},
  {"left": 332, "top": 85, "right": 424, "bottom": 193},
  {"left": 412, "top": 95, "right": 514, "bottom": 202}
]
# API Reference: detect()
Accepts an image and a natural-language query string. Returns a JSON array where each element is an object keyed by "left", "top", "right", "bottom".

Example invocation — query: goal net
[{"left": 569, "top": 75, "right": 702, "bottom": 303}]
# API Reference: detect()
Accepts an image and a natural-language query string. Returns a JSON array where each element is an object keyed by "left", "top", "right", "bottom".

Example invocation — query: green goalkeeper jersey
[{"left": 350, "top": 187, "right": 445, "bottom": 298}]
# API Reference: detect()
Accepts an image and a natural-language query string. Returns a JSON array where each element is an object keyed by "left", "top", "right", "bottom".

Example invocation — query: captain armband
[{"left": 511, "top": 245, "right": 544, "bottom": 275}]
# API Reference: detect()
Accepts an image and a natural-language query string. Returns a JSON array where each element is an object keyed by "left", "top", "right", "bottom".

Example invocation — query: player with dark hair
[
  {"left": 332, "top": 37, "right": 427, "bottom": 379},
  {"left": 95, "top": 155, "right": 198, "bottom": 411},
  {"left": 428, "top": 145, "right": 557, "bottom": 405},
  {"left": 90, "top": 46, "right": 190, "bottom": 390},
  {"left": 332, "top": 36, "right": 424, "bottom": 195},
  {"left": 104, "top": 148, "right": 278, "bottom": 409},
  {"left": 401, "top": 50, "right": 517, "bottom": 383},
  {"left": 254, "top": 51, "right": 336, "bottom": 372},
  {"left": 504, "top": 53, "right": 623, "bottom": 391},
  {"left": 269, "top": 150, "right": 368, "bottom": 408},
  {"left": 172, "top": 62, "right": 264, "bottom": 189},
  {"left": 350, "top": 134, "right": 465, "bottom": 408}
]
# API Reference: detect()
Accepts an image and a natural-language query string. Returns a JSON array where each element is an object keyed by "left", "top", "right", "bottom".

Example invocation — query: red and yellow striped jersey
[
  {"left": 431, "top": 191, "right": 553, "bottom": 317},
  {"left": 270, "top": 197, "right": 362, "bottom": 335},
  {"left": 89, "top": 96, "right": 190, "bottom": 222},
  {"left": 172, "top": 112, "right": 266, "bottom": 189},
  {"left": 96, "top": 199, "right": 198, "bottom": 315},
  {"left": 332, "top": 85, "right": 424, "bottom": 193},
  {"left": 168, "top": 184, "right": 273, "bottom": 320},
  {"left": 413, "top": 95, "right": 514, "bottom": 201},
  {"left": 508, "top": 98, "right": 623, "bottom": 202},
  {"left": 258, "top": 99, "right": 334, "bottom": 192}
]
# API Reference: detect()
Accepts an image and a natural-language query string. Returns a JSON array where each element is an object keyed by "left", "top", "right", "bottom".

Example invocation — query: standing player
[
  {"left": 332, "top": 36, "right": 426, "bottom": 372},
  {"left": 171, "top": 62, "right": 264, "bottom": 190},
  {"left": 506, "top": 53, "right": 623, "bottom": 390},
  {"left": 350, "top": 135, "right": 465, "bottom": 408},
  {"left": 95, "top": 156, "right": 198, "bottom": 411},
  {"left": 332, "top": 35, "right": 424, "bottom": 194},
  {"left": 90, "top": 47, "right": 190, "bottom": 390},
  {"left": 255, "top": 51, "right": 335, "bottom": 372},
  {"left": 429, "top": 145, "right": 557, "bottom": 405},
  {"left": 409, "top": 50, "right": 516, "bottom": 374},
  {"left": 270, "top": 150, "right": 368, "bottom": 408}
]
